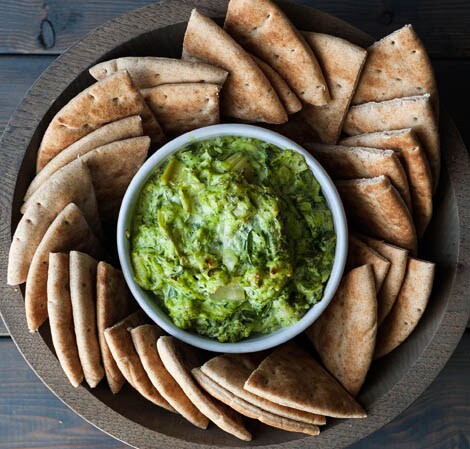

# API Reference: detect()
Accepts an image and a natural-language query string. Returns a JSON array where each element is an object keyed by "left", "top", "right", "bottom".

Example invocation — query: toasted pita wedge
[
  {"left": 306, "top": 265, "right": 377, "bottom": 396},
  {"left": 96, "top": 262, "right": 135, "bottom": 394},
  {"left": 358, "top": 235, "right": 409, "bottom": 325},
  {"left": 225, "top": 0, "right": 329, "bottom": 106},
  {"left": 141, "top": 83, "right": 221, "bottom": 135},
  {"left": 251, "top": 55, "right": 302, "bottom": 114},
  {"left": 47, "top": 252, "right": 83, "bottom": 388},
  {"left": 25, "top": 116, "right": 143, "bottom": 202},
  {"left": 343, "top": 94, "right": 440, "bottom": 189},
  {"left": 336, "top": 176, "right": 417, "bottom": 252},
  {"left": 200, "top": 354, "right": 325, "bottom": 425},
  {"left": 182, "top": 10, "right": 286, "bottom": 124},
  {"left": 25, "top": 203, "right": 103, "bottom": 332},
  {"left": 85, "top": 136, "right": 150, "bottom": 220},
  {"left": 375, "top": 257, "right": 435, "bottom": 358},
  {"left": 352, "top": 25, "right": 438, "bottom": 113},
  {"left": 244, "top": 342, "right": 366, "bottom": 418},
  {"left": 302, "top": 32, "right": 367, "bottom": 144},
  {"left": 9, "top": 159, "right": 101, "bottom": 285},
  {"left": 193, "top": 368, "right": 320, "bottom": 436},
  {"left": 347, "top": 234, "right": 390, "bottom": 292},
  {"left": 36, "top": 70, "right": 163, "bottom": 171},
  {"left": 341, "top": 129, "right": 433, "bottom": 236},
  {"left": 89, "top": 57, "right": 228, "bottom": 88},
  {"left": 157, "top": 336, "right": 251, "bottom": 441},
  {"left": 131, "top": 325, "right": 208, "bottom": 429},
  {"left": 307, "top": 143, "right": 411, "bottom": 211},
  {"left": 69, "top": 251, "right": 103, "bottom": 388},
  {"left": 104, "top": 311, "right": 174, "bottom": 410}
]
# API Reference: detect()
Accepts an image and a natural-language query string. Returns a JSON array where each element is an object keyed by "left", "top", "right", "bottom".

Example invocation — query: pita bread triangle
[
  {"left": 157, "top": 336, "right": 252, "bottom": 441},
  {"left": 141, "top": 83, "right": 221, "bottom": 136},
  {"left": 343, "top": 94, "right": 440, "bottom": 190},
  {"left": 69, "top": 251, "right": 104, "bottom": 388},
  {"left": 80, "top": 136, "right": 150, "bottom": 221},
  {"left": 251, "top": 54, "right": 302, "bottom": 114},
  {"left": 192, "top": 368, "right": 320, "bottom": 436},
  {"left": 340, "top": 129, "right": 433, "bottom": 236},
  {"left": 307, "top": 142, "right": 412, "bottom": 211},
  {"left": 25, "top": 203, "right": 103, "bottom": 332},
  {"left": 302, "top": 32, "right": 367, "bottom": 143},
  {"left": 357, "top": 234, "right": 409, "bottom": 325},
  {"left": 375, "top": 257, "right": 435, "bottom": 358},
  {"left": 336, "top": 176, "right": 417, "bottom": 252},
  {"left": 104, "top": 311, "right": 175, "bottom": 411},
  {"left": 25, "top": 116, "right": 143, "bottom": 202},
  {"left": 36, "top": 70, "right": 164, "bottom": 171},
  {"left": 347, "top": 234, "right": 390, "bottom": 292},
  {"left": 244, "top": 342, "right": 366, "bottom": 418},
  {"left": 96, "top": 262, "right": 136, "bottom": 394},
  {"left": 200, "top": 354, "right": 325, "bottom": 425},
  {"left": 130, "top": 325, "right": 209, "bottom": 429},
  {"left": 352, "top": 25, "right": 438, "bottom": 113},
  {"left": 89, "top": 56, "right": 228, "bottom": 88},
  {"left": 224, "top": 0, "right": 330, "bottom": 106},
  {"left": 182, "top": 9, "right": 287, "bottom": 124},
  {"left": 306, "top": 264, "right": 377, "bottom": 396},
  {"left": 47, "top": 252, "right": 84, "bottom": 388},
  {"left": 9, "top": 159, "right": 101, "bottom": 286}
]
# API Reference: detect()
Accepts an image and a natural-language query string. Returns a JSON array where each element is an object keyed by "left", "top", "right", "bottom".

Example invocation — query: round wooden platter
[{"left": 0, "top": 1, "right": 469, "bottom": 448}]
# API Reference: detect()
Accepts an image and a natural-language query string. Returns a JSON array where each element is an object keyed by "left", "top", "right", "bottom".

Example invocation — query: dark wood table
[{"left": 0, "top": 1, "right": 469, "bottom": 448}]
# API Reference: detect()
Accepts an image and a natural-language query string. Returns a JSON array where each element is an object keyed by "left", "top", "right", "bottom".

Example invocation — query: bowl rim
[{"left": 117, "top": 123, "right": 348, "bottom": 353}]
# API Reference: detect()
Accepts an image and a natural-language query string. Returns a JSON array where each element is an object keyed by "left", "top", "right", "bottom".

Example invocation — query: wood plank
[
  {"left": 0, "top": 333, "right": 467, "bottom": 448},
  {"left": 0, "top": 0, "right": 470, "bottom": 57}
]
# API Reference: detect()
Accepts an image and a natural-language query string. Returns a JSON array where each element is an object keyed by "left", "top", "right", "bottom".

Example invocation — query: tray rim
[{"left": 0, "top": 1, "right": 469, "bottom": 448}]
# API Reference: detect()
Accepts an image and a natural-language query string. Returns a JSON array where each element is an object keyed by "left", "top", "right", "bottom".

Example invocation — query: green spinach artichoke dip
[{"left": 130, "top": 136, "right": 335, "bottom": 342}]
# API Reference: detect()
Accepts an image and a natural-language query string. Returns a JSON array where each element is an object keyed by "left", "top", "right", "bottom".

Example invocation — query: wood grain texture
[
  {"left": 0, "top": 333, "right": 468, "bottom": 449},
  {"left": 0, "top": 1, "right": 469, "bottom": 449},
  {"left": 1, "top": 0, "right": 470, "bottom": 57}
]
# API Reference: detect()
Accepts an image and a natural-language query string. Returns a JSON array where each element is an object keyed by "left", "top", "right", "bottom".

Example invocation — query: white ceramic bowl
[{"left": 117, "top": 124, "right": 348, "bottom": 353}]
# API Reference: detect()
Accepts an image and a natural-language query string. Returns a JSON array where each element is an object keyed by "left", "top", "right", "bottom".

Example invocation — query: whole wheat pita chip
[
  {"left": 375, "top": 257, "right": 435, "bottom": 358},
  {"left": 343, "top": 94, "right": 440, "bottom": 189},
  {"left": 104, "top": 311, "right": 174, "bottom": 411},
  {"left": 47, "top": 252, "right": 83, "bottom": 388},
  {"left": 25, "top": 116, "right": 143, "bottom": 202},
  {"left": 131, "top": 325, "right": 208, "bottom": 429},
  {"left": 193, "top": 368, "right": 320, "bottom": 436},
  {"left": 306, "top": 265, "right": 377, "bottom": 396},
  {"left": 25, "top": 203, "right": 103, "bottom": 332},
  {"left": 347, "top": 234, "right": 390, "bottom": 292},
  {"left": 301, "top": 32, "right": 367, "bottom": 144},
  {"left": 141, "top": 83, "right": 221, "bottom": 135},
  {"left": 183, "top": 9, "right": 287, "bottom": 124},
  {"left": 225, "top": 0, "right": 329, "bottom": 106},
  {"left": 89, "top": 57, "right": 229, "bottom": 88},
  {"left": 200, "top": 354, "right": 325, "bottom": 425},
  {"left": 336, "top": 176, "right": 417, "bottom": 252},
  {"left": 9, "top": 159, "right": 101, "bottom": 285},
  {"left": 352, "top": 25, "right": 438, "bottom": 113},
  {"left": 86, "top": 136, "right": 151, "bottom": 220},
  {"left": 96, "top": 262, "right": 135, "bottom": 394},
  {"left": 244, "top": 342, "right": 366, "bottom": 418},
  {"left": 251, "top": 55, "right": 302, "bottom": 114},
  {"left": 358, "top": 235, "right": 409, "bottom": 325},
  {"left": 69, "top": 251, "right": 103, "bottom": 388},
  {"left": 340, "top": 129, "right": 433, "bottom": 236},
  {"left": 307, "top": 142, "right": 412, "bottom": 211},
  {"left": 157, "top": 336, "right": 251, "bottom": 441},
  {"left": 36, "top": 70, "right": 164, "bottom": 171}
]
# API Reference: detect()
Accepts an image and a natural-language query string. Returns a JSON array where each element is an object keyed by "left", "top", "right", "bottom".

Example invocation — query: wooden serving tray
[{"left": 0, "top": 1, "right": 469, "bottom": 448}]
